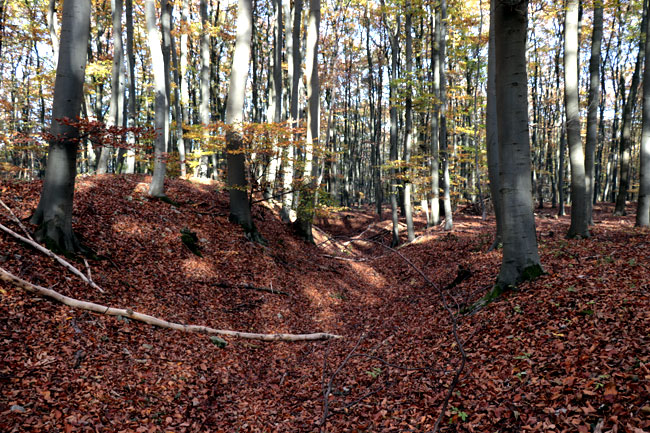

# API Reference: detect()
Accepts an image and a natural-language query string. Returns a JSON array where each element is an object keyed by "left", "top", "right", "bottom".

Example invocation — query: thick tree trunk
[
  {"left": 145, "top": 0, "right": 168, "bottom": 197},
  {"left": 585, "top": 4, "right": 603, "bottom": 225},
  {"left": 30, "top": 0, "right": 90, "bottom": 253},
  {"left": 493, "top": 0, "right": 542, "bottom": 288},
  {"left": 565, "top": 0, "right": 590, "bottom": 238}
]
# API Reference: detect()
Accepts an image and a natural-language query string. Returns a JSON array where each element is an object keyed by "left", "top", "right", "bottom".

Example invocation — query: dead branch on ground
[
  {"left": 0, "top": 222, "right": 104, "bottom": 293},
  {"left": 0, "top": 267, "right": 341, "bottom": 342}
]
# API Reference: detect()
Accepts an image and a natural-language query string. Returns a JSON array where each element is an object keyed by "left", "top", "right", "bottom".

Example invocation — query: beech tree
[
  {"left": 565, "top": 0, "right": 589, "bottom": 238},
  {"left": 293, "top": 0, "right": 320, "bottom": 243},
  {"left": 145, "top": 0, "right": 168, "bottom": 198},
  {"left": 30, "top": 0, "right": 91, "bottom": 252},
  {"left": 225, "top": 0, "right": 263, "bottom": 242},
  {"left": 491, "top": 0, "right": 542, "bottom": 289}
]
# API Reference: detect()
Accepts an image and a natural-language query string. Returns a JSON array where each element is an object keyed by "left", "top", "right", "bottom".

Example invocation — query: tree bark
[
  {"left": 614, "top": 0, "right": 647, "bottom": 215},
  {"left": 638, "top": 0, "right": 650, "bottom": 226},
  {"left": 585, "top": 4, "right": 603, "bottom": 225},
  {"left": 145, "top": 0, "right": 168, "bottom": 197},
  {"left": 294, "top": 0, "right": 320, "bottom": 243},
  {"left": 402, "top": 0, "right": 414, "bottom": 242},
  {"left": 439, "top": 0, "right": 452, "bottom": 231},
  {"left": 493, "top": 0, "right": 542, "bottom": 288},
  {"left": 280, "top": 0, "right": 302, "bottom": 223},
  {"left": 30, "top": 0, "right": 90, "bottom": 253},
  {"left": 565, "top": 0, "right": 590, "bottom": 238},
  {"left": 225, "top": 0, "right": 262, "bottom": 241},
  {"left": 486, "top": 0, "right": 501, "bottom": 248}
]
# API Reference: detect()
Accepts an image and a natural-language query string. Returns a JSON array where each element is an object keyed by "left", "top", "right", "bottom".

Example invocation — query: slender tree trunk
[
  {"left": 197, "top": 0, "right": 211, "bottom": 178},
  {"left": 145, "top": 0, "right": 168, "bottom": 197},
  {"left": 47, "top": 0, "right": 59, "bottom": 68},
  {"left": 615, "top": 0, "right": 647, "bottom": 215},
  {"left": 565, "top": 0, "right": 590, "bottom": 238},
  {"left": 585, "top": 4, "right": 603, "bottom": 225},
  {"left": 97, "top": 0, "right": 124, "bottom": 175},
  {"left": 30, "top": 0, "right": 90, "bottom": 252},
  {"left": 294, "top": 0, "right": 320, "bottom": 243},
  {"left": 123, "top": 0, "right": 136, "bottom": 174},
  {"left": 638, "top": 0, "right": 650, "bottom": 226},
  {"left": 493, "top": 0, "right": 542, "bottom": 288},
  {"left": 429, "top": 8, "right": 440, "bottom": 227},
  {"left": 280, "top": 0, "right": 301, "bottom": 223},
  {"left": 440, "top": 0, "right": 452, "bottom": 231},
  {"left": 380, "top": 0, "right": 400, "bottom": 246},
  {"left": 264, "top": 0, "right": 283, "bottom": 200},
  {"left": 403, "top": 0, "right": 414, "bottom": 241},
  {"left": 486, "top": 0, "right": 501, "bottom": 248},
  {"left": 226, "top": 0, "right": 263, "bottom": 241}
]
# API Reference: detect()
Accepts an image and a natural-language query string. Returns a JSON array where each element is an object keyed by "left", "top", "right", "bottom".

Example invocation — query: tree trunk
[
  {"left": 615, "top": 0, "right": 647, "bottom": 215},
  {"left": 145, "top": 0, "right": 168, "bottom": 197},
  {"left": 226, "top": 0, "right": 263, "bottom": 242},
  {"left": 30, "top": 0, "right": 91, "bottom": 253},
  {"left": 403, "top": 0, "right": 415, "bottom": 242},
  {"left": 197, "top": 0, "right": 211, "bottom": 178},
  {"left": 280, "top": 0, "right": 302, "bottom": 223},
  {"left": 493, "top": 0, "right": 542, "bottom": 288},
  {"left": 294, "top": 0, "right": 320, "bottom": 243},
  {"left": 439, "top": 0, "right": 452, "bottom": 231},
  {"left": 637, "top": 0, "right": 650, "bottom": 227},
  {"left": 123, "top": 0, "right": 136, "bottom": 174},
  {"left": 264, "top": 0, "right": 283, "bottom": 200},
  {"left": 565, "top": 0, "right": 590, "bottom": 238},
  {"left": 97, "top": 0, "right": 124, "bottom": 175},
  {"left": 486, "top": 0, "right": 501, "bottom": 248},
  {"left": 428, "top": 7, "right": 440, "bottom": 227},
  {"left": 585, "top": 4, "right": 603, "bottom": 225}
]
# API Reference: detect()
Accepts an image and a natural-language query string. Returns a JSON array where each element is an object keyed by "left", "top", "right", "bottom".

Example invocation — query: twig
[
  {"left": 83, "top": 258, "right": 93, "bottom": 283},
  {"left": 0, "top": 198, "right": 33, "bottom": 240},
  {"left": 319, "top": 334, "right": 366, "bottom": 430},
  {"left": 215, "top": 281, "right": 290, "bottom": 296},
  {"left": 0, "top": 267, "right": 340, "bottom": 342},
  {"left": 0, "top": 222, "right": 105, "bottom": 293}
]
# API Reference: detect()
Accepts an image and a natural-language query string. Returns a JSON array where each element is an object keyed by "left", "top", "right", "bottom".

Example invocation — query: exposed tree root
[{"left": 0, "top": 267, "right": 341, "bottom": 342}]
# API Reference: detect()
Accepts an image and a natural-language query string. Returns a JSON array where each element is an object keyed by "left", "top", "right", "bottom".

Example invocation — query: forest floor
[{"left": 0, "top": 174, "right": 648, "bottom": 433}]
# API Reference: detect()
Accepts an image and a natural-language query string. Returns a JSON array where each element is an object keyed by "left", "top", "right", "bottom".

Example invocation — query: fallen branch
[
  {"left": 215, "top": 281, "right": 290, "bottom": 296},
  {"left": 0, "top": 198, "right": 33, "bottom": 240},
  {"left": 0, "top": 267, "right": 339, "bottom": 342},
  {"left": 0, "top": 222, "right": 105, "bottom": 293}
]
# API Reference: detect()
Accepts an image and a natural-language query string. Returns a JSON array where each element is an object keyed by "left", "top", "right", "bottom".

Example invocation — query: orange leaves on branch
[{"left": 43, "top": 117, "right": 156, "bottom": 149}]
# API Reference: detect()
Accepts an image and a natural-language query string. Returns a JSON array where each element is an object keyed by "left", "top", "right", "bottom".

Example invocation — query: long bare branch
[{"left": 0, "top": 267, "right": 341, "bottom": 342}]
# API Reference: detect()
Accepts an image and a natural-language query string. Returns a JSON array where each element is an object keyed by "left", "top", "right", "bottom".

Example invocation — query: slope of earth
[{"left": 0, "top": 176, "right": 648, "bottom": 433}]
